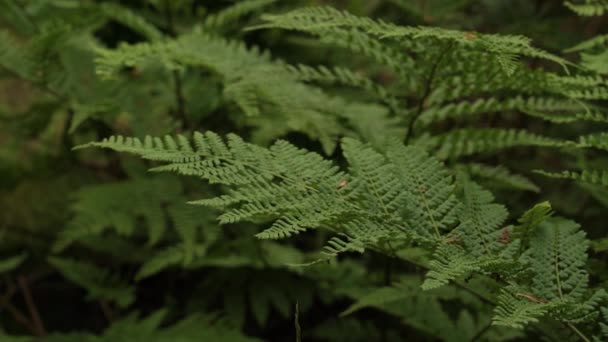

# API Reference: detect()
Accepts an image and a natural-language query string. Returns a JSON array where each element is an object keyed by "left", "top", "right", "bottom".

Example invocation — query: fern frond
[
  {"left": 565, "top": 87, "right": 608, "bottom": 100},
  {"left": 99, "top": 3, "right": 162, "bottom": 41},
  {"left": 415, "top": 129, "right": 570, "bottom": 160},
  {"left": 599, "top": 307, "right": 608, "bottom": 340},
  {"left": 577, "top": 49, "right": 608, "bottom": 75},
  {"left": 385, "top": 140, "right": 460, "bottom": 242},
  {"left": 340, "top": 282, "right": 413, "bottom": 316},
  {"left": 202, "top": 0, "right": 277, "bottom": 31},
  {"left": 55, "top": 177, "right": 185, "bottom": 251},
  {"left": 454, "top": 181, "right": 509, "bottom": 256},
  {"left": 512, "top": 201, "right": 553, "bottom": 252},
  {"left": 418, "top": 97, "right": 605, "bottom": 127},
  {"left": 321, "top": 234, "right": 366, "bottom": 257},
  {"left": 83, "top": 132, "right": 465, "bottom": 250},
  {"left": 422, "top": 244, "right": 484, "bottom": 290},
  {"left": 461, "top": 163, "right": 540, "bottom": 193},
  {"left": 340, "top": 103, "right": 406, "bottom": 151},
  {"left": 578, "top": 132, "right": 608, "bottom": 151},
  {"left": 495, "top": 218, "right": 604, "bottom": 329},
  {"left": 0, "top": 253, "right": 28, "bottom": 273},
  {"left": 286, "top": 64, "right": 401, "bottom": 111},
  {"left": 84, "top": 132, "right": 349, "bottom": 240},
  {"left": 522, "top": 107, "right": 608, "bottom": 124},
  {"left": 254, "top": 6, "right": 571, "bottom": 73},
  {"left": 423, "top": 181, "right": 512, "bottom": 289},
  {"left": 565, "top": 0, "right": 608, "bottom": 16},
  {"left": 94, "top": 32, "right": 352, "bottom": 153},
  {"left": 342, "top": 138, "right": 407, "bottom": 219},
  {"left": 135, "top": 243, "right": 208, "bottom": 280},
  {"left": 0, "top": 30, "right": 36, "bottom": 80},
  {"left": 0, "top": 0, "right": 37, "bottom": 35},
  {"left": 535, "top": 169, "right": 608, "bottom": 187},
  {"left": 48, "top": 256, "right": 134, "bottom": 307},
  {"left": 566, "top": 34, "right": 608, "bottom": 53},
  {"left": 529, "top": 218, "right": 589, "bottom": 301},
  {"left": 429, "top": 64, "right": 555, "bottom": 105},
  {"left": 297, "top": 27, "right": 417, "bottom": 81},
  {"left": 493, "top": 289, "right": 555, "bottom": 329}
]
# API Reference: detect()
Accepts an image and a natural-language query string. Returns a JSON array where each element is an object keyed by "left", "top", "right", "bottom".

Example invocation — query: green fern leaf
[
  {"left": 203, "top": 0, "right": 277, "bottom": 31},
  {"left": 415, "top": 129, "right": 571, "bottom": 160},
  {"left": 55, "top": 177, "right": 184, "bottom": 251},
  {"left": 422, "top": 181, "right": 513, "bottom": 290},
  {"left": 340, "top": 282, "right": 413, "bottom": 316},
  {"left": 0, "top": 253, "right": 28, "bottom": 273},
  {"left": 493, "top": 289, "right": 555, "bottom": 329},
  {"left": 535, "top": 169, "right": 608, "bottom": 187},
  {"left": 512, "top": 201, "right": 553, "bottom": 252},
  {"left": 599, "top": 307, "right": 608, "bottom": 340},
  {"left": 578, "top": 132, "right": 608, "bottom": 151},
  {"left": 422, "top": 244, "right": 483, "bottom": 290},
  {"left": 385, "top": 140, "right": 460, "bottom": 242},
  {"left": 135, "top": 243, "right": 208, "bottom": 281},
  {"left": 565, "top": 0, "right": 608, "bottom": 16},
  {"left": 495, "top": 218, "right": 604, "bottom": 329},
  {"left": 528, "top": 219, "right": 589, "bottom": 301},
  {"left": 253, "top": 6, "right": 571, "bottom": 73},
  {"left": 462, "top": 163, "right": 540, "bottom": 193},
  {"left": 47, "top": 256, "right": 134, "bottom": 307},
  {"left": 99, "top": 3, "right": 162, "bottom": 41}
]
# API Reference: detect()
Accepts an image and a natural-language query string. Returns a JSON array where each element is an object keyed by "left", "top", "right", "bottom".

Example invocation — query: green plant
[{"left": 1, "top": 1, "right": 607, "bottom": 341}]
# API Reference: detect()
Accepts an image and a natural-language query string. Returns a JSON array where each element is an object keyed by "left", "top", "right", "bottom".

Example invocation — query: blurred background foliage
[{"left": 0, "top": 0, "right": 606, "bottom": 341}]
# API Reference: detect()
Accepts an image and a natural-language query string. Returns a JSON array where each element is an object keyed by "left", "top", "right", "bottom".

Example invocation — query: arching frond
[
  {"left": 565, "top": 0, "right": 608, "bottom": 16},
  {"left": 253, "top": 6, "right": 571, "bottom": 73},
  {"left": 414, "top": 129, "right": 570, "bottom": 160},
  {"left": 535, "top": 169, "right": 608, "bottom": 187},
  {"left": 202, "top": 0, "right": 277, "bottom": 31},
  {"left": 494, "top": 218, "right": 605, "bottom": 329},
  {"left": 48, "top": 256, "right": 134, "bottom": 308},
  {"left": 460, "top": 163, "right": 540, "bottom": 193}
]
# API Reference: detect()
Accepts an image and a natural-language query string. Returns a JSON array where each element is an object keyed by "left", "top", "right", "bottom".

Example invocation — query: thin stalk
[
  {"left": 17, "top": 276, "right": 46, "bottom": 336},
  {"left": 163, "top": 0, "right": 188, "bottom": 128},
  {"left": 404, "top": 42, "right": 454, "bottom": 144}
]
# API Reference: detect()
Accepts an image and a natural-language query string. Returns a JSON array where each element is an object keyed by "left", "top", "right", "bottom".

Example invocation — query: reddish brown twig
[{"left": 17, "top": 276, "right": 46, "bottom": 336}]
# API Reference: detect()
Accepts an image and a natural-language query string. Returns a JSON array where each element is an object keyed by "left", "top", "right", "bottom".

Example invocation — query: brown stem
[
  {"left": 17, "top": 276, "right": 46, "bottom": 337},
  {"left": 99, "top": 300, "right": 114, "bottom": 323},
  {"left": 0, "top": 296, "right": 37, "bottom": 335}
]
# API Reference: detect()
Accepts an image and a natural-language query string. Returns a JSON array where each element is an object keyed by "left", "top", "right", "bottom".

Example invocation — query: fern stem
[
  {"left": 554, "top": 229, "right": 564, "bottom": 299},
  {"left": 566, "top": 322, "right": 590, "bottom": 342},
  {"left": 163, "top": 0, "right": 188, "bottom": 128},
  {"left": 99, "top": 300, "right": 114, "bottom": 323},
  {"left": 404, "top": 42, "right": 453, "bottom": 144},
  {"left": 0, "top": 280, "right": 37, "bottom": 336},
  {"left": 17, "top": 276, "right": 46, "bottom": 337},
  {"left": 469, "top": 320, "right": 492, "bottom": 341},
  {"left": 171, "top": 70, "right": 188, "bottom": 126},
  {"left": 294, "top": 301, "right": 302, "bottom": 342}
]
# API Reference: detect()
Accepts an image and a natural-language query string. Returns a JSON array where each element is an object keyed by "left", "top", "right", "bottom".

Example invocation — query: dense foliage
[{"left": 1, "top": 0, "right": 607, "bottom": 341}]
